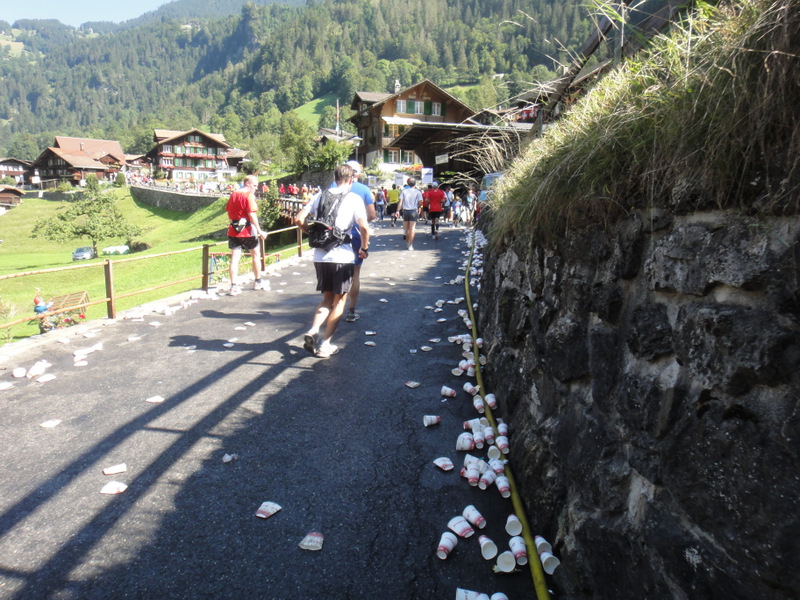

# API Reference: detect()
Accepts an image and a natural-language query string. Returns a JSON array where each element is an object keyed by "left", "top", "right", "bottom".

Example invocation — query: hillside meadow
[{"left": 0, "top": 187, "right": 299, "bottom": 344}]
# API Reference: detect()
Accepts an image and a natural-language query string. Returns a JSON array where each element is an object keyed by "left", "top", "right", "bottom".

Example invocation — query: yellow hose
[{"left": 462, "top": 231, "right": 551, "bottom": 600}]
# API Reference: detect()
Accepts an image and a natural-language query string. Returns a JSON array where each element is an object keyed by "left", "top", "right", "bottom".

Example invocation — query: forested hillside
[{"left": 0, "top": 0, "right": 600, "bottom": 162}]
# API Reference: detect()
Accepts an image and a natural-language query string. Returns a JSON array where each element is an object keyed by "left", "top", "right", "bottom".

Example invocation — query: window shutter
[
  {"left": 441, "top": 102, "right": 446, "bottom": 117},
  {"left": 424, "top": 101, "right": 432, "bottom": 116},
  {"left": 384, "top": 123, "right": 389, "bottom": 136},
  {"left": 383, "top": 149, "right": 389, "bottom": 162}
]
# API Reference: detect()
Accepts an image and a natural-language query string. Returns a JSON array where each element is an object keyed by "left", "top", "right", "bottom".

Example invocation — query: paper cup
[
  {"left": 487, "top": 444, "right": 502, "bottom": 460},
  {"left": 448, "top": 515, "right": 475, "bottom": 538},
  {"left": 489, "top": 458, "right": 506, "bottom": 474},
  {"left": 540, "top": 551, "right": 561, "bottom": 575},
  {"left": 496, "top": 550, "right": 516, "bottom": 573},
  {"left": 495, "top": 475, "right": 511, "bottom": 498},
  {"left": 423, "top": 415, "right": 441, "bottom": 427},
  {"left": 473, "top": 429, "right": 485, "bottom": 449},
  {"left": 534, "top": 535, "right": 552, "bottom": 555},
  {"left": 473, "top": 396, "right": 485, "bottom": 414},
  {"left": 466, "top": 366, "right": 476, "bottom": 377},
  {"left": 484, "top": 393, "right": 497, "bottom": 409},
  {"left": 505, "top": 514, "right": 523, "bottom": 536},
  {"left": 464, "top": 418, "right": 482, "bottom": 431},
  {"left": 478, "top": 535, "right": 498, "bottom": 560},
  {"left": 484, "top": 426, "right": 495, "bottom": 445},
  {"left": 462, "top": 504, "right": 486, "bottom": 529},
  {"left": 478, "top": 469, "right": 497, "bottom": 490},
  {"left": 436, "top": 531, "right": 458, "bottom": 559},
  {"left": 466, "top": 465, "right": 480, "bottom": 486},
  {"left": 456, "top": 432, "right": 475, "bottom": 451},
  {"left": 490, "top": 594, "right": 509, "bottom": 600},
  {"left": 441, "top": 385, "right": 457, "bottom": 397},
  {"left": 463, "top": 382, "right": 478, "bottom": 395},
  {"left": 509, "top": 536, "right": 528, "bottom": 565},
  {"left": 497, "top": 422, "right": 509, "bottom": 436},
  {"left": 496, "top": 435, "right": 510, "bottom": 454}
]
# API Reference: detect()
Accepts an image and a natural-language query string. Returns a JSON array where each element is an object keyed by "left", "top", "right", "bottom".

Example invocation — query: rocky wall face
[{"left": 478, "top": 210, "right": 800, "bottom": 599}]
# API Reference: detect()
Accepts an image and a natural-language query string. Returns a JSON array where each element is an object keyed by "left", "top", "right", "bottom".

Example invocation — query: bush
[{"left": 115, "top": 173, "right": 127, "bottom": 187}]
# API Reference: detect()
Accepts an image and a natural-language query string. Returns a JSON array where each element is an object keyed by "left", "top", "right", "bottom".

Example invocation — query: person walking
[
  {"left": 376, "top": 187, "right": 386, "bottom": 221},
  {"left": 386, "top": 184, "right": 401, "bottom": 227},
  {"left": 294, "top": 164, "right": 369, "bottom": 358},
  {"left": 225, "top": 175, "right": 268, "bottom": 295},
  {"left": 426, "top": 181, "right": 445, "bottom": 240},
  {"left": 396, "top": 177, "right": 422, "bottom": 250}
]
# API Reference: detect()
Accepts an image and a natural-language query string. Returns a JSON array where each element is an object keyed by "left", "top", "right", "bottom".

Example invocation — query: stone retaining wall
[
  {"left": 130, "top": 186, "right": 222, "bottom": 212},
  {"left": 478, "top": 209, "right": 800, "bottom": 599}
]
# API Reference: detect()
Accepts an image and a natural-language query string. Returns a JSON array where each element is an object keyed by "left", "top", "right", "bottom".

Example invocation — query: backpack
[{"left": 305, "top": 189, "right": 352, "bottom": 252}]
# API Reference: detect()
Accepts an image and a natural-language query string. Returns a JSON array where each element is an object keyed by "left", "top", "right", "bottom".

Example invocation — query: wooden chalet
[
  {"left": 0, "top": 185, "right": 24, "bottom": 211},
  {"left": 30, "top": 137, "right": 126, "bottom": 187},
  {"left": 349, "top": 79, "right": 476, "bottom": 174},
  {"left": 147, "top": 129, "right": 231, "bottom": 182},
  {"left": 0, "top": 157, "right": 31, "bottom": 185}
]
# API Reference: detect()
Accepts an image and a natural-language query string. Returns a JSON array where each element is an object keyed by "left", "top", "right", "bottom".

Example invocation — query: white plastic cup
[
  {"left": 456, "top": 432, "right": 475, "bottom": 451},
  {"left": 478, "top": 468, "right": 497, "bottom": 490},
  {"left": 462, "top": 504, "right": 486, "bottom": 529},
  {"left": 454, "top": 590, "right": 482, "bottom": 600},
  {"left": 436, "top": 531, "right": 458, "bottom": 559},
  {"left": 489, "top": 458, "right": 506, "bottom": 474},
  {"left": 466, "top": 465, "right": 480, "bottom": 486},
  {"left": 473, "top": 396, "right": 485, "bottom": 414},
  {"left": 484, "top": 393, "right": 497, "bottom": 409},
  {"left": 441, "top": 385, "right": 457, "bottom": 397},
  {"left": 423, "top": 415, "right": 441, "bottom": 427},
  {"left": 490, "top": 594, "right": 509, "bottom": 600},
  {"left": 540, "top": 551, "right": 561, "bottom": 575},
  {"left": 495, "top": 475, "right": 511, "bottom": 498},
  {"left": 475, "top": 337, "right": 484, "bottom": 348},
  {"left": 447, "top": 515, "right": 475, "bottom": 538},
  {"left": 497, "top": 421, "right": 509, "bottom": 436},
  {"left": 466, "top": 366, "right": 476, "bottom": 377},
  {"left": 496, "top": 435, "right": 510, "bottom": 454},
  {"left": 534, "top": 535, "right": 552, "bottom": 555},
  {"left": 509, "top": 536, "right": 528, "bottom": 565},
  {"left": 473, "top": 429, "right": 485, "bottom": 449},
  {"left": 487, "top": 444, "right": 502, "bottom": 460},
  {"left": 463, "top": 381, "right": 478, "bottom": 395},
  {"left": 478, "top": 535, "right": 498, "bottom": 560},
  {"left": 463, "top": 454, "right": 480, "bottom": 468},
  {"left": 505, "top": 514, "right": 523, "bottom": 536},
  {"left": 496, "top": 550, "right": 516, "bottom": 573},
  {"left": 464, "top": 418, "right": 482, "bottom": 431},
  {"left": 484, "top": 426, "right": 495, "bottom": 445}
]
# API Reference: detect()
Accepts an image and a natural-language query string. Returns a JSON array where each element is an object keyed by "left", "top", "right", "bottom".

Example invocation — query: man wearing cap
[
  {"left": 295, "top": 164, "right": 369, "bottom": 358},
  {"left": 337, "top": 160, "right": 375, "bottom": 322},
  {"left": 396, "top": 177, "right": 423, "bottom": 250}
]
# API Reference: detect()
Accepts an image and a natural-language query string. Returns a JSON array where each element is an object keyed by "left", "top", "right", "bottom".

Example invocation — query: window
[
  {"left": 175, "top": 158, "right": 184, "bottom": 167},
  {"left": 162, "top": 144, "right": 172, "bottom": 153},
  {"left": 206, "top": 160, "right": 215, "bottom": 168},
  {"left": 432, "top": 102, "right": 442, "bottom": 116},
  {"left": 396, "top": 99, "right": 406, "bottom": 114},
  {"left": 414, "top": 101, "right": 424, "bottom": 115},
  {"left": 402, "top": 151, "right": 415, "bottom": 164},
  {"left": 161, "top": 158, "right": 173, "bottom": 166},
  {"left": 388, "top": 149, "right": 399, "bottom": 164}
]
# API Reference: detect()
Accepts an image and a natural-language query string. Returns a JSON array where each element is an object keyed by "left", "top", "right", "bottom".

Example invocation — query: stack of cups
[{"left": 535, "top": 535, "right": 561, "bottom": 574}]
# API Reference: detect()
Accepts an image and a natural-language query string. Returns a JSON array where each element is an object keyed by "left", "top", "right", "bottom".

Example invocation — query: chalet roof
[
  {"left": 225, "top": 148, "right": 249, "bottom": 159},
  {"left": 47, "top": 147, "right": 110, "bottom": 170},
  {"left": 365, "top": 79, "right": 475, "bottom": 117},
  {"left": 153, "top": 128, "right": 229, "bottom": 147},
  {"left": 317, "top": 128, "right": 361, "bottom": 144},
  {"left": 390, "top": 121, "right": 532, "bottom": 150},
  {"left": 0, "top": 157, "right": 32, "bottom": 167},
  {"left": 352, "top": 91, "right": 393, "bottom": 107},
  {"left": 53, "top": 136, "right": 125, "bottom": 162},
  {"left": 0, "top": 186, "right": 24, "bottom": 196}
]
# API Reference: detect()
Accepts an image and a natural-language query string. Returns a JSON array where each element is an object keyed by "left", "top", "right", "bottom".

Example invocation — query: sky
[{"left": 3, "top": 1, "right": 170, "bottom": 28}]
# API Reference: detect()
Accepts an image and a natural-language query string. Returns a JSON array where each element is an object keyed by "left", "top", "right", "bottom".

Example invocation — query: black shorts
[
  {"left": 315, "top": 262, "right": 355, "bottom": 295},
  {"left": 428, "top": 211, "right": 442, "bottom": 220},
  {"left": 228, "top": 236, "right": 259, "bottom": 250},
  {"left": 402, "top": 209, "right": 418, "bottom": 222}
]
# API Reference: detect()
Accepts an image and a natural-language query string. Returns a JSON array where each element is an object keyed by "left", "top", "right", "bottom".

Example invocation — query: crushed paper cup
[
  {"left": 145, "top": 396, "right": 165, "bottom": 404},
  {"left": 149, "top": 321, "right": 161, "bottom": 327},
  {"left": 0, "top": 382, "right": 14, "bottom": 391},
  {"left": 234, "top": 326, "right": 247, "bottom": 331},
  {"left": 428, "top": 338, "right": 441, "bottom": 343},
  {"left": 433, "top": 457, "right": 454, "bottom": 471},
  {"left": 420, "top": 346, "right": 433, "bottom": 352},
  {"left": 451, "top": 368, "right": 465, "bottom": 376},
  {"left": 364, "top": 341, "right": 377, "bottom": 347},
  {"left": 223, "top": 343, "right": 235, "bottom": 348},
  {"left": 405, "top": 381, "right": 421, "bottom": 388},
  {"left": 222, "top": 453, "right": 238, "bottom": 463},
  {"left": 37, "top": 374, "right": 57, "bottom": 383},
  {"left": 379, "top": 298, "right": 389, "bottom": 303},
  {"left": 423, "top": 415, "right": 441, "bottom": 427},
  {"left": 255, "top": 501, "right": 282, "bottom": 519},
  {"left": 365, "top": 331, "right": 377, "bottom": 336},
  {"left": 436, "top": 318, "right": 447, "bottom": 323},
  {"left": 40, "top": 419, "right": 61, "bottom": 428},
  {"left": 103, "top": 463, "right": 127, "bottom": 475},
  {"left": 74, "top": 361, "right": 88, "bottom": 367},
  {"left": 12, "top": 367, "right": 26, "bottom": 378},
  {"left": 456, "top": 432, "right": 475, "bottom": 451},
  {"left": 100, "top": 481, "right": 128, "bottom": 495},
  {"left": 298, "top": 531, "right": 324, "bottom": 551},
  {"left": 425, "top": 306, "right": 434, "bottom": 310}
]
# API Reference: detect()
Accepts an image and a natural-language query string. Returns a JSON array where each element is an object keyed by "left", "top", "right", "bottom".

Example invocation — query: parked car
[
  {"left": 72, "top": 246, "right": 97, "bottom": 261},
  {"left": 479, "top": 171, "right": 505, "bottom": 204}
]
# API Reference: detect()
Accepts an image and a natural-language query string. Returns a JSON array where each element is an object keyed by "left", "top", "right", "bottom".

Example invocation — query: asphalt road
[{"left": 0, "top": 220, "right": 536, "bottom": 600}]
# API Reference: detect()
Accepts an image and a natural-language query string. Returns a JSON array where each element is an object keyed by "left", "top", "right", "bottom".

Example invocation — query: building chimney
[
  {"left": 80, "top": 143, "right": 85, "bottom": 152},
  {"left": 394, "top": 80, "right": 401, "bottom": 93}
]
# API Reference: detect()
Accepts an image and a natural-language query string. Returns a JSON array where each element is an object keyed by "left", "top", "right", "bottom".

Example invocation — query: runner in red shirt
[{"left": 426, "top": 182, "right": 446, "bottom": 240}]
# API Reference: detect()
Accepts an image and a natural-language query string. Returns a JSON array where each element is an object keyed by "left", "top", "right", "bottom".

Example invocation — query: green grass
[
  {"left": 0, "top": 187, "right": 304, "bottom": 344},
  {"left": 294, "top": 92, "right": 338, "bottom": 128}
]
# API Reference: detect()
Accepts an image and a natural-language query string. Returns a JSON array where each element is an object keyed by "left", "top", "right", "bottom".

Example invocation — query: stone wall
[
  {"left": 130, "top": 186, "right": 222, "bottom": 212},
  {"left": 478, "top": 209, "right": 800, "bottom": 599}
]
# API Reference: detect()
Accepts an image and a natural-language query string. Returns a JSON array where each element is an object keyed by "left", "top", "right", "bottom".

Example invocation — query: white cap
[{"left": 345, "top": 160, "right": 362, "bottom": 173}]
